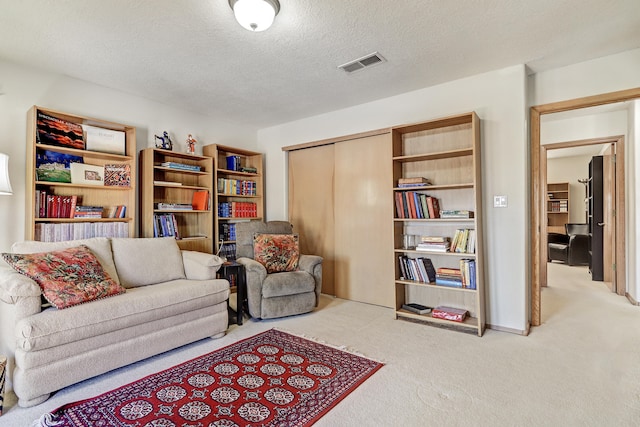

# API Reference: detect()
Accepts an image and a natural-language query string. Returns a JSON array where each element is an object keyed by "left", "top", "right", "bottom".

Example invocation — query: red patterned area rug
[{"left": 37, "top": 329, "right": 383, "bottom": 427}]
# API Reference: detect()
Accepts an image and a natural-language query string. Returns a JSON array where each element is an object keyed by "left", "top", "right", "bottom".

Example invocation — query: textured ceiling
[{"left": 0, "top": 0, "right": 639, "bottom": 129}]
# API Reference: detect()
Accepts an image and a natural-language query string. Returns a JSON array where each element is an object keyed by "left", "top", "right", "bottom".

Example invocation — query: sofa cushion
[
  {"left": 2, "top": 245, "right": 125, "bottom": 309},
  {"left": 11, "top": 237, "right": 120, "bottom": 286},
  {"left": 111, "top": 237, "right": 186, "bottom": 288},
  {"left": 15, "top": 278, "right": 229, "bottom": 351},
  {"left": 253, "top": 233, "right": 299, "bottom": 273},
  {"left": 261, "top": 271, "right": 315, "bottom": 298}
]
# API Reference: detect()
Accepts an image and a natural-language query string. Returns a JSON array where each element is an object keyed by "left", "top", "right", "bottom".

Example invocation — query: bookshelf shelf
[
  {"left": 395, "top": 279, "right": 478, "bottom": 293},
  {"left": 394, "top": 249, "right": 476, "bottom": 257},
  {"left": 391, "top": 112, "right": 485, "bottom": 336},
  {"left": 26, "top": 106, "right": 137, "bottom": 241},
  {"left": 396, "top": 309, "right": 479, "bottom": 330},
  {"left": 140, "top": 148, "right": 214, "bottom": 253},
  {"left": 203, "top": 144, "right": 264, "bottom": 260}
]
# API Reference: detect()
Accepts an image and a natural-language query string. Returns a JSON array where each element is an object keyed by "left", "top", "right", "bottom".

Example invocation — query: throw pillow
[
  {"left": 2, "top": 245, "right": 125, "bottom": 309},
  {"left": 253, "top": 233, "right": 300, "bottom": 273}
]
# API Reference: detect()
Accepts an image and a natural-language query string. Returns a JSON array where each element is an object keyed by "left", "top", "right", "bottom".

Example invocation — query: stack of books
[
  {"left": 415, "top": 236, "right": 450, "bottom": 252},
  {"left": 440, "top": 210, "right": 474, "bottom": 219},
  {"left": 160, "top": 162, "right": 201, "bottom": 172},
  {"left": 435, "top": 267, "right": 463, "bottom": 288},
  {"left": 73, "top": 206, "right": 104, "bottom": 219},
  {"left": 397, "top": 177, "right": 432, "bottom": 188},
  {"left": 432, "top": 306, "right": 468, "bottom": 322},
  {"left": 156, "top": 203, "right": 193, "bottom": 211}
]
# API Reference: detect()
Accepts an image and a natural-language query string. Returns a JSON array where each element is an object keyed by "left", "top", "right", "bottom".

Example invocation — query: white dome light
[{"left": 229, "top": 0, "right": 280, "bottom": 32}]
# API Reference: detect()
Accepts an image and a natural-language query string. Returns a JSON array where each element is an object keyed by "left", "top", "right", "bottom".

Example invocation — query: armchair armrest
[
  {"left": 181, "top": 251, "right": 225, "bottom": 280},
  {"left": 299, "top": 254, "right": 323, "bottom": 304},
  {"left": 547, "top": 232, "right": 569, "bottom": 245},
  {"left": 236, "top": 257, "right": 267, "bottom": 318},
  {"left": 0, "top": 265, "right": 43, "bottom": 322}
]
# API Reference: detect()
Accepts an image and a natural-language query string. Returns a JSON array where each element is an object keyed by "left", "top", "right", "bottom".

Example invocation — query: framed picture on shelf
[{"left": 70, "top": 163, "right": 104, "bottom": 186}]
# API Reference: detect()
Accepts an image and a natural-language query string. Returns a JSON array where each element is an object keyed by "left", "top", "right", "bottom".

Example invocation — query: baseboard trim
[
  {"left": 625, "top": 293, "right": 639, "bottom": 306},
  {"left": 486, "top": 323, "right": 530, "bottom": 336}
]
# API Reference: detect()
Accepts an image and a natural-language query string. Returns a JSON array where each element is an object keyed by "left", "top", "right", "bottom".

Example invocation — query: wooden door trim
[{"left": 530, "top": 87, "right": 639, "bottom": 326}]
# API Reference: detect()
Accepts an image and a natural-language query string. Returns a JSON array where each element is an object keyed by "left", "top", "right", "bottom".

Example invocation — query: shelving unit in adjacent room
[
  {"left": 203, "top": 144, "right": 263, "bottom": 260},
  {"left": 392, "top": 112, "right": 485, "bottom": 336},
  {"left": 26, "top": 106, "right": 137, "bottom": 242},
  {"left": 139, "top": 148, "right": 213, "bottom": 253},
  {"left": 547, "top": 182, "right": 570, "bottom": 234}
]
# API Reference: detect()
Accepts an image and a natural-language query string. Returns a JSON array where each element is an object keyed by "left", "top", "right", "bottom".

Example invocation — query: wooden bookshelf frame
[
  {"left": 391, "top": 112, "right": 485, "bottom": 336},
  {"left": 26, "top": 106, "right": 137, "bottom": 241}
]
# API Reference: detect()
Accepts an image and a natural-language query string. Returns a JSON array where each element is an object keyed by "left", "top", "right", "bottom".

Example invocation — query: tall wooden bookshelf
[
  {"left": 547, "top": 182, "right": 570, "bottom": 234},
  {"left": 26, "top": 106, "right": 136, "bottom": 241},
  {"left": 392, "top": 112, "right": 485, "bottom": 336},
  {"left": 202, "top": 144, "right": 263, "bottom": 259},
  {"left": 139, "top": 148, "right": 214, "bottom": 253}
]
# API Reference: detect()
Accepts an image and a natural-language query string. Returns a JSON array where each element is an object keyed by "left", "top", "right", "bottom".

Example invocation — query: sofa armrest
[
  {"left": 181, "top": 251, "right": 225, "bottom": 280},
  {"left": 299, "top": 254, "right": 323, "bottom": 305},
  {"left": 0, "top": 265, "right": 43, "bottom": 321}
]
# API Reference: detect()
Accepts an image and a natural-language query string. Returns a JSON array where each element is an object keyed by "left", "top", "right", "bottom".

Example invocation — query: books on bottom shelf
[
  {"left": 401, "top": 303, "right": 432, "bottom": 315},
  {"left": 34, "top": 222, "right": 129, "bottom": 242},
  {"left": 431, "top": 306, "right": 468, "bottom": 323}
]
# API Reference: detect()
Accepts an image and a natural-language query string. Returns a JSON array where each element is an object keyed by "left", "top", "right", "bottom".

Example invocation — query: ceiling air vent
[{"left": 338, "top": 52, "right": 386, "bottom": 74}]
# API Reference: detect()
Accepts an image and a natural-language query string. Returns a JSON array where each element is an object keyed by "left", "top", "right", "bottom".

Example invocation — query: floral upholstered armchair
[{"left": 235, "top": 221, "right": 323, "bottom": 319}]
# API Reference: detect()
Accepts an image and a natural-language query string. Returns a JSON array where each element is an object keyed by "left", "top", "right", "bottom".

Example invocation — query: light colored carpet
[{"left": 2, "top": 262, "right": 639, "bottom": 426}]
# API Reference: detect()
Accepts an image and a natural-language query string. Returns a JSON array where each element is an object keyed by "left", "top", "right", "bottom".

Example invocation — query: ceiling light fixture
[{"left": 229, "top": 0, "right": 280, "bottom": 32}]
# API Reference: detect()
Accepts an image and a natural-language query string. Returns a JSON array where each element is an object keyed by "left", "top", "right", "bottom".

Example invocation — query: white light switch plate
[{"left": 494, "top": 195, "right": 507, "bottom": 208}]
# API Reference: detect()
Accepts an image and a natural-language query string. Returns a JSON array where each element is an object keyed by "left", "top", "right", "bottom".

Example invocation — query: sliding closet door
[
  {"left": 334, "top": 133, "right": 394, "bottom": 307},
  {"left": 288, "top": 144, "right": 336, "bottom": 295}
]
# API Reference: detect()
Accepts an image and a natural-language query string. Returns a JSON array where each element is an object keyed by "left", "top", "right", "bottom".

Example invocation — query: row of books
[
  {"left": 37, "top": 111, "right": 126, "bottom": 155},
  {"left": 451, "top": 228, "right": 476, "bottom": 253},
  {"left": 153, "top": 213, "right": 180, "bottom": 239},
  {"left": 548, "top": 200, "right": 568, "bottom": 212},
  {"left": 434, "top": 261, "right": 477, "bottom": 289},
  {"left": 398, "top": 255, "right": 436, "bottom": 283},
  {"left": 218, "top": 202, "right": 258, "bottom": 218},
  {"left": 395, "top": 191, "right": 441, "bottom": 219},
  {"left": 34, "top": 222, "right": 129, "bottom": 242},
  {"left": 219, "top": 223, "right": 237, "bottom": 241},
  {"left": 160, "top": 162, "right": 201, "bottom": 172},
  {"left": 218, "top": 242, "right": 237, "bottom": 260},
  {"left": 34, "top": 192, "right": 126, "bottom": 219},
  {"left": 217, "top": 178, "right": 257, "bottom": 196}
]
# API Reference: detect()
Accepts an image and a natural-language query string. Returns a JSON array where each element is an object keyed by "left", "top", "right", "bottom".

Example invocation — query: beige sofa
[{"left": 0, "top": 237, "right": 229, "bottom": 407}]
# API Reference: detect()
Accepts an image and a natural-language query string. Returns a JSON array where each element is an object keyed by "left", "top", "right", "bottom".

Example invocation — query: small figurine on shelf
[
  {"left": 154, "top": 131, "right": 173, "bottom": 151},
  {"left": 186, "top": 134, "right": 197, "bottom": 155}
]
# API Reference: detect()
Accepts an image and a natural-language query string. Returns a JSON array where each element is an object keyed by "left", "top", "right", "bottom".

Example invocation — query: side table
[{"left": 218, "top": 262, "right": 247, "bottom": 325}]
